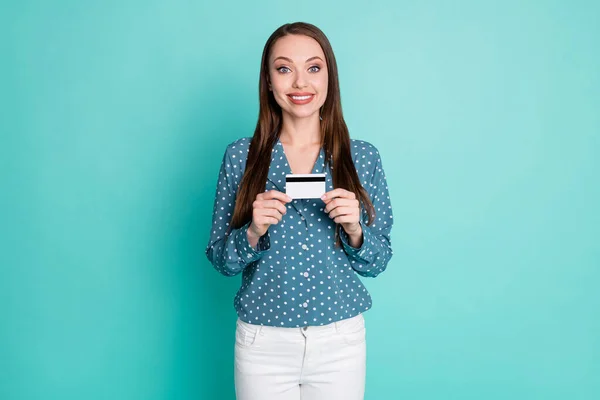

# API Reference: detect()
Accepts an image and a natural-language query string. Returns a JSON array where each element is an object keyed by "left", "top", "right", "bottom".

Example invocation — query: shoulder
[
  {"left": 220, "top": 137, "right": 252, "bottom": 187},
  {"left": 349, "top": 138, "right": 384, "bottom": 188},
  {"left": 350, "top": 138, "right": 381, "bottom": 161},
  {"left": 350, "top": 138, "right": 382, "bottom": 169},
  {"left": 224, "top": 136, "right": 252, "bottom": 158}
]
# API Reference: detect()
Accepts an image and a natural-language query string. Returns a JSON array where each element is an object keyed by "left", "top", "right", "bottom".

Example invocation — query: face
[{"left": 268, "top": 34, "right": 328, "bottom": 120}]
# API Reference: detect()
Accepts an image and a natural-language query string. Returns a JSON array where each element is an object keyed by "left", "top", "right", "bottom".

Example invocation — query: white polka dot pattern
[{"left": 205, "top": 137, "right": 394, "bottom": 327}]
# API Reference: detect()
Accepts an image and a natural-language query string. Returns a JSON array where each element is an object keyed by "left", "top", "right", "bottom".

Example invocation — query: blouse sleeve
[
  {"left": 205, "top": 146, "right": 270, "bottom": 276},
  {"left": 339, "top": 149, "right": 394, "bottom": 277}
]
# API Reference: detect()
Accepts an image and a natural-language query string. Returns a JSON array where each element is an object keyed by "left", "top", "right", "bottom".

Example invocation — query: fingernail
[{"left": 321, "top": 194, "right": 326, "bottom": 200}]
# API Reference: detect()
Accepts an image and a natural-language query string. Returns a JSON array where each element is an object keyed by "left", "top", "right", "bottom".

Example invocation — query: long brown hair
[{"left": 229, "top": 22, "right": 375, "bottom": 248}]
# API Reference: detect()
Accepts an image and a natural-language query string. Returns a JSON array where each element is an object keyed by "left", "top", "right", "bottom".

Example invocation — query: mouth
[{"left": 287, "top": 93, "right": 315, "bottom": 105}]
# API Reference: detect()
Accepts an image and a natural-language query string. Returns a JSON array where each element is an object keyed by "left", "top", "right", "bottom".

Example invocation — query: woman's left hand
[{"left": 321, "top": 189, "right": 361, "bottom": 235}]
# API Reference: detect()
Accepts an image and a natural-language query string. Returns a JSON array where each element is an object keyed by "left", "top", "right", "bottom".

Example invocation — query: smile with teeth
[{"left": 287, "top": 94, "right": 315, "bottom": 105}]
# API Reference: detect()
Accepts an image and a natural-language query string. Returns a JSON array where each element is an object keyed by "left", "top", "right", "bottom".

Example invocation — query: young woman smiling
[{"left": 206, "top": 21, "right": 394, "bottom": 400}]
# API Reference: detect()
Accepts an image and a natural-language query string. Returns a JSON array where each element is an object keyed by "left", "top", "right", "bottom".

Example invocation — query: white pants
[{"left": 234, "top": 313, "right": 366, "bottom": 400}]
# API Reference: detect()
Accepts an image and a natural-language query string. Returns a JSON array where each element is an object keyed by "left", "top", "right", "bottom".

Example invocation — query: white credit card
[{"left": 285, "top": 173, "right": 326, "bottom": 199}]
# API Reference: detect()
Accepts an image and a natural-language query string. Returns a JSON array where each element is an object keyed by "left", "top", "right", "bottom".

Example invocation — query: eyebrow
[{"left": 272, "top": 56, "right": 324, "bottom": 64}]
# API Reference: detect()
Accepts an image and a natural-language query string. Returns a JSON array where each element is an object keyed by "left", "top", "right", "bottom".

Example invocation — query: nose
[{"left": 293, "top": 70, "right": 308, "bottom": 88}]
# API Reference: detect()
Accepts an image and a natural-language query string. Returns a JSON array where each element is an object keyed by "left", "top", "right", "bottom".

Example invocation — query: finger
[
  {"left": 333, "top": 216, "right": 360, "bottom": 225},
  {"left": 324, "top": 198, "right": 358, "bottom": 214},
  {"left": 267, "top": 199, "right": 288, "bottom": 215},
  {"left": 264, "top": 190, "right": 293, "bottom": 203},
  {"left": 323, "top": 188, "right": 355, "bottom": 201},
  {"left": 259, "top": 207, "right": 285, "bottom": 220},
  {"left": 333, "top": 215, "right": 356, "bottom": 224},
  {"left": 256, "top": 199, "right": 287, "bottom": 215},
  {"left": 329, "top": 206, "right": 357, "bottom": 219},
  {"left": 257, "top": 216, "right": 279, "bottom": 226},
  {"left": 253, "top": 198, "right": 288, "bottom": 213},
  {"left": 255, "top": 208, "right": 283, "bottom": 224}
]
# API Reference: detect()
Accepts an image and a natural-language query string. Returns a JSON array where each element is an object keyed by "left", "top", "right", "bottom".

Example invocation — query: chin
[{"left": 285, "top": 110, "right": 319, "bottom": 119}]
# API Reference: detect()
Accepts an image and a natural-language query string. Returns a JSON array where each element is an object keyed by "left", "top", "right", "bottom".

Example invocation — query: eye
[
  {"left": 309, "top": 65, "right": 321, "bottom": 73},
  {"left": 277, "top": 66, "right": 291, "bottom": 73}
]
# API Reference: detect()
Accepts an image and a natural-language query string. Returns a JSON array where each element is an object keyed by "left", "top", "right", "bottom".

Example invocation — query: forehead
[{"left": 270, "top": 34, "right": 326, "bottom": 63}]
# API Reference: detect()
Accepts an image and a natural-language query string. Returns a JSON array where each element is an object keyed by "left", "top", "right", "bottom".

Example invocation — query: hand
[
  {"left": 248, "top": 190, "right": 292, "bottom": 239},
  {"left": 321, "top": 189, "right": 361, "bottom": 236}
]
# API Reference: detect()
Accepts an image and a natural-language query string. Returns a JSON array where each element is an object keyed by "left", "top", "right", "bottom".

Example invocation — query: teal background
[{"left": 1, "top": 0, "right": 599, "bottom": 399}]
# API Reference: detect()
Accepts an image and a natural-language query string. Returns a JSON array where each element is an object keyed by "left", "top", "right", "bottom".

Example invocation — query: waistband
[{"left": 237, "top": 312, "right": 364, "bottom": 335}]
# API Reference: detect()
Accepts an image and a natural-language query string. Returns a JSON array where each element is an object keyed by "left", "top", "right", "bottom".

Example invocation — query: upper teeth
[{"left": 291, "top": 95, "right": 312, "bottom": 100}]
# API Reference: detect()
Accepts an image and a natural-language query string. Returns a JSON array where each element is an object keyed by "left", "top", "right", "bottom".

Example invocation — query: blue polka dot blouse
[{"left": 205, "top": 136, "right": 394, "bottom": 327}]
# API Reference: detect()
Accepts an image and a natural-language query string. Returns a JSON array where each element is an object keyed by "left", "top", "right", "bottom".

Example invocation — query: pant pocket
[
  {"left": 337, "top": 314, "right": 366, "bottom": 345},
  {"left": 235, "top": 319, "right": 263, "bottom": 347}
]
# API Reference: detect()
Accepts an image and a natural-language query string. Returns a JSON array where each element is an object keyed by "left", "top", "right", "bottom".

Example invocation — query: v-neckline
[{"left": 278, "top": 136, "right": 324, "bottom": 175}]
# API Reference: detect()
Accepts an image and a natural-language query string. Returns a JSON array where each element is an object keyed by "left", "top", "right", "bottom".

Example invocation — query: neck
[{"left": 279, "top": 111, "right": 322, "bottom": 147}]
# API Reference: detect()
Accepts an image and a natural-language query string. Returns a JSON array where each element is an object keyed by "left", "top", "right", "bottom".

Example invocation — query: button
[
  {"left": 302, "top": 302, "right": 308, "bottom": 308},
  {"left": 301, "top": 216, "right": 305, "bottom": 221},
  {"left": 303, "top": 272, "right": 309, "bottom": 278},
  {"left": 302, "top": 244, "right": 309, "bottom": 250}
]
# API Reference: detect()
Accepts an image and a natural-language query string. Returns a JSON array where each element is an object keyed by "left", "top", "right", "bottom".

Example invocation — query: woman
[{"left": 205, "top": 21, "right": 394, "bottom": 400}]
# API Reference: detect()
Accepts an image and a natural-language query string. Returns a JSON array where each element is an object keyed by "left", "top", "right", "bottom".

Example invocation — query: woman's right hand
[{"left": 248, "top": 190, "right": 292, "bottom": 240}]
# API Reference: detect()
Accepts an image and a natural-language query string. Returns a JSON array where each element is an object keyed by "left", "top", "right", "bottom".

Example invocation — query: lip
[{"left": 287, "top": 93, "right": 315, "bottom": 105}]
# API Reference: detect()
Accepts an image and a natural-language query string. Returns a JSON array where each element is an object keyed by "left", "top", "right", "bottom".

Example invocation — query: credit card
[{"left": 285, "top": 173, "right": 326, "bottom": 199}]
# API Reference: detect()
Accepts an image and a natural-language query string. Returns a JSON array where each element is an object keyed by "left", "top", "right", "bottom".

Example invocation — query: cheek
[
  {"left": 315, "top": 76, "right": 328, "bottom": 99},
  {"left": 270, "top": 85, "right": 288, "bottom": 104},
  {"left": 271, "top": 79, "right": 289, "bottom": 95},
  {"left": 315, "top": 75, "right": 328, "bottom": 90}
]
